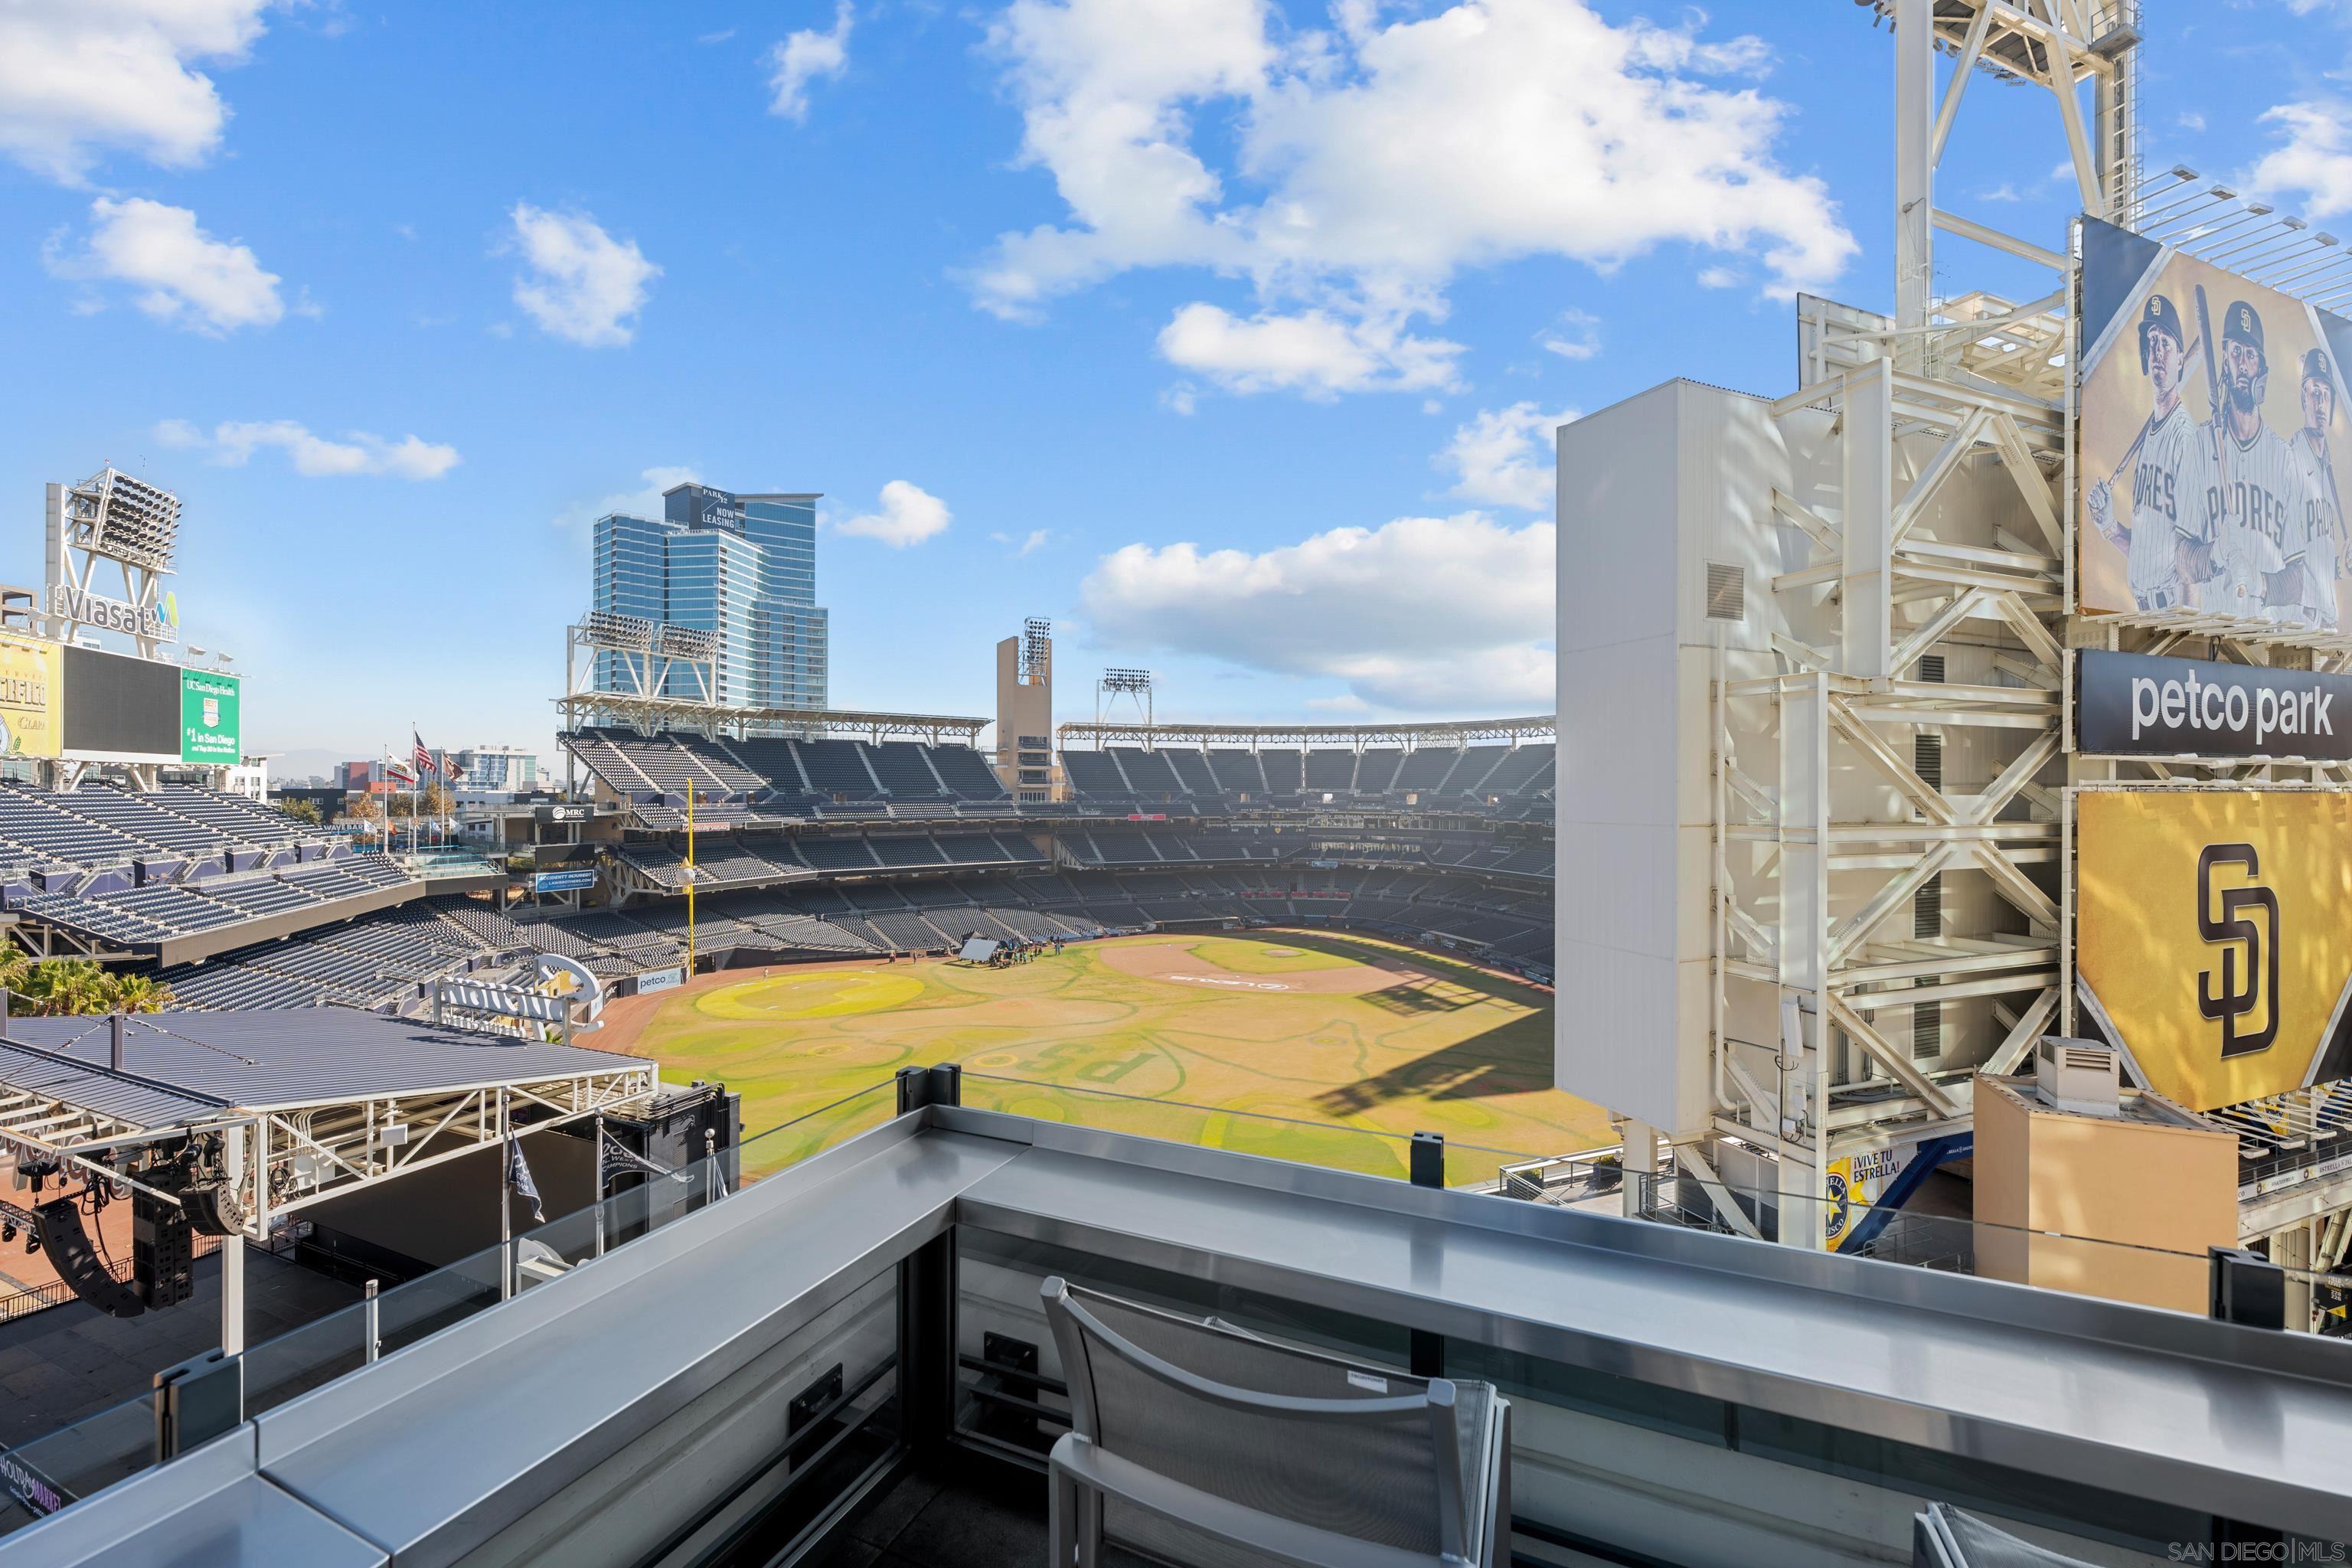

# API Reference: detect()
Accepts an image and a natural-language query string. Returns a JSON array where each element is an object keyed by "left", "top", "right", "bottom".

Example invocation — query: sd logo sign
[
  {"left": 2078, "top": 791, "right": 2352, "bottom": 1110},
  {"left": 2196, "top": 843, "right": 2278, "bottom": 1057}
]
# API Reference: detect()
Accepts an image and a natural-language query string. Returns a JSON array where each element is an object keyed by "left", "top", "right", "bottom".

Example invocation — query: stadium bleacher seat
[
  {"left": 1160, "top": 748, "right": 1217, "bottom": 794},
  {"left": 1059, "top": 750, "right": 1129, "bottom": 798},
  {"left": 1109, "top": 747, "right": 1183, "bottom": 795},
  {"left": 866, "top": 742, "right": 947, "bottom": 799},
  {"left": 1392, "top": 747, "right": 1459, "bottom": 791},
  {"left": 1258, "top": 750, "right": 1305, "bottom": 793},
  {"left": 794, "top": 739, "right": 882, "bottom": 796},
  {"left": 1353, "top": 749, "right": 1403, "bottom": 792},
  {"left": 1204, "top": 750, "right": 1265, "bottom": 793},
  {"left": 1302, "top": 749, "right": 1355, "bottom": 792}
]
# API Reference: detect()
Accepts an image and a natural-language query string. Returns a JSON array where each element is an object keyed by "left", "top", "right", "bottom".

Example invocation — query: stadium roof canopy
[
  {"left": 557, "top": 691, "right": 987, "bottom": 746},
  {"left": 1056, "top": 714, "right": 1556, "bottom": 748},
  {"left": 0, "top": 1011, "right": 656, "bottom": 1229}
]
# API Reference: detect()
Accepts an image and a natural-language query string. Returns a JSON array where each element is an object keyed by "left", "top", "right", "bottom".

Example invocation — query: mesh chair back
[
  {"left": 1915, "top": 1503, "right": 2099, "bottom": 1566},
  {"left": 1045, "top": 1279, "right": 1475, "bottom": 1566}
]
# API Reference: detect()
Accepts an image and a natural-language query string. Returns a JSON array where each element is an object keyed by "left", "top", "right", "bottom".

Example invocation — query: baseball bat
[{"left": 2194, "top": 285, "right": 2221, "bottom": 422}]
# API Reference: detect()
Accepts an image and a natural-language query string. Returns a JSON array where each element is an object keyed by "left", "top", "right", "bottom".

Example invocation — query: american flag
[{"left": 413, "top": 730, "right": 436, "bottom": 776}]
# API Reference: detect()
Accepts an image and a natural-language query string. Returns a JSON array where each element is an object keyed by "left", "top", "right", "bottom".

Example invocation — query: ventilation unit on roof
[{"left": 2034, "top": 1037, "right": 2122, "bottom": 1118}]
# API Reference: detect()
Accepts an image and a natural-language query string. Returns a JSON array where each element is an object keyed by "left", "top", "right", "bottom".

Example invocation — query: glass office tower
[{"left": 590, "top": 482, "right": 829, "bottom": 711}]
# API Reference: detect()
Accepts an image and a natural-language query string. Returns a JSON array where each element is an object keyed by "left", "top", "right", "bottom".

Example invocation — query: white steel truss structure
[
  {"left": 567, "top": 610, "right": 717, "bottom": 713},
  {"left": 1707, "top": 0, "right": 2141, "bottom": 1246}
]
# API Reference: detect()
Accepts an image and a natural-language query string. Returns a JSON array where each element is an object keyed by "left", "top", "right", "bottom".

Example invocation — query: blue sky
[{"left": 3, "top": 0, "right": 2350, "bottom": 773}]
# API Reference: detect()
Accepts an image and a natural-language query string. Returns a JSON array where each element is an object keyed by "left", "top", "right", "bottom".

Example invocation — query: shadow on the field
[
  {"left": 1310, "top": 1019, "right": 1553, "bottom": 1117},
  {"left": 1231, "top": 930, "right": 1537, "bottom": 1006},
  {"left": 1354, "top": 982, "right": 1469, "bottom": 1016}
]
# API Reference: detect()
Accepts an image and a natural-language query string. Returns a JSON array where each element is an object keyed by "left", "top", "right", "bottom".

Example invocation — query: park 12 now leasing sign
[{"left": 2076, "top": 649, "right": 2352, "bottom": 761}]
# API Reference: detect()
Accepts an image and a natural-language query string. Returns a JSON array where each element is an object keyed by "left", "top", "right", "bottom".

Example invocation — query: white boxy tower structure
[{"left": 1558, "top": 0, "right": 2142, "bottom": 1246}]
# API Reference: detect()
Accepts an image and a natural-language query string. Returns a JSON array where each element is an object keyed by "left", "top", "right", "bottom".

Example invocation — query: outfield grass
[{"left": 626, "top": 930, "right": 1606, "bottom": 1184}]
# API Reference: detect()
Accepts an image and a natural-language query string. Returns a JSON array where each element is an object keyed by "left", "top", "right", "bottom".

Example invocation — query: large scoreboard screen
[{"left": 60, "top": 645, "right": 179, "bottom": 758}]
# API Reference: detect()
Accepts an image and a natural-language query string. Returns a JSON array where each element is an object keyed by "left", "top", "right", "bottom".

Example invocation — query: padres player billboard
[
  {"left": 2076, "top": 789, "right": 2352, "bottom": 1110},
  {"left": 2078, "top": 217, "right": 2352, "bottom": 632}
]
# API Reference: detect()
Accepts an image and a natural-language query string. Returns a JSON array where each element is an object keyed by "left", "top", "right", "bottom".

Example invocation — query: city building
[
  {"left": 993, "top": 616, "right": 1058, "bottom": 804},
  {"left": 451, "top": 745, "right": 539, "bottom": 792},
  {"left": 592, "top": 482, "right": 828, "bottom": 712}
]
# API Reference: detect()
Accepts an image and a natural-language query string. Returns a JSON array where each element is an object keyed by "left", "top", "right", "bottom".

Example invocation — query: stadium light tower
[
  {"left": 1096, "top": 668, "right": 1153, "bottom": 739},
  {"left": 45, "top": 467, "right": 181, "bottom": 659}
]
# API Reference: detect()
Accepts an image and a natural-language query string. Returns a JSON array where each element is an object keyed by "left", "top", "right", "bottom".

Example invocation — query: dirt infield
[
  {"left": 1094, "top": 936, "right": 1427, "bottom": 995},
  {"left": 605, "top": 929, "right": 1602, "bottom": 1185}
]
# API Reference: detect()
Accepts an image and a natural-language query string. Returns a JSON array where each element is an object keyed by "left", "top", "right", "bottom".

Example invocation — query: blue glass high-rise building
[{"left": 591, "top": 483, "right": 829, "bottom": 711}]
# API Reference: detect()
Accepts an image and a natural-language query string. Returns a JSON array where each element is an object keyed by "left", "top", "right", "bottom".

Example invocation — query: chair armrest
[{"left": 1050, "top": 1433, "right": 1466, "bottom": 1568}]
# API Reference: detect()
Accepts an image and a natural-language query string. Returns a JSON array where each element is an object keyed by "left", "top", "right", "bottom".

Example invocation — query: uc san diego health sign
[
  {"left": 2076, "top": 649, "right": 2352, "bottom": 762},
  {"left": 178, "top": 669, "right": 240, "bottom": 764}
]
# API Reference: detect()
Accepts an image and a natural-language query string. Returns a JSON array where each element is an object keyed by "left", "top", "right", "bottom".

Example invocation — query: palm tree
[{"left": 0, "top": 954, "right": 172, "bottom": 1016}]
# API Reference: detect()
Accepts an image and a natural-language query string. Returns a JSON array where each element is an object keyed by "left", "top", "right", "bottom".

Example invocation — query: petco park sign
[
  {"left": 46, "top": 584, "right": 173, "bottom": 642},
  {"left": 2077, "top": 650, "right": 2352, "bottom": 762}
]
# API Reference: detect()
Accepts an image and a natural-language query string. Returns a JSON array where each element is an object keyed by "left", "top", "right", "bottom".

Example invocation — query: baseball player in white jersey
[
  {"left": 2287, "top": 345, "right": 2346, "bottom": 629},
  {"left": 2197, "top": 299, "right": 2296, "bottom": 620},
  {"left": 2088, "top": 292, "right": 2210, "bottom": 609}
]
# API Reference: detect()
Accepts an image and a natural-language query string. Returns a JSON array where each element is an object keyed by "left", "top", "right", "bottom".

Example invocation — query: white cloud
[
  {"left": 1695, "top": 265, "right": 1740, "bottom": 289},
  {"left": 2177, "top": 111, "right": 2206, "bottom": 133},
  {"left": 1442, "top": 402, "right": 1576, "bottom": 511},
  {"left": 158, "top": 419, "right": 460, "bottom": 479},
  {"left": 836, "top": 480, "right": 952, "bottom": 547},
  {"left": 506, "top": 204, "right": 660, "bottom": 347},
  {"left": 991, "top": 528, "right": 1051, "bottom": 556},
  {"left": 1080, "top": 511, "right": 1554, "bottom": 710},
  {"left": 552, "top": 465, "right": 701, "bottom": 537},
  {"left": 2249, "top": 103, "right": 2352, "bottom": 219},
  {"left": 1536, "top": 308, "right": 1599, "bottom": 361},
  {"left": 0, "top": 0, "right": 270, "bottom": 184},
  {"left": 1157, "top": 300, "right": 1462, "bottom": 396},
  {"left": 769, "top": 2, "right": 853, "bottom": 121},
  {"left": 976, "top": 0, "right": 1851, "bottom": 397},
  {"left": 46, "top": 197, "right": 284, "bottom": 333},
  {"left": 1160, "top": 383, "right": 1199, "bottom": 415}
]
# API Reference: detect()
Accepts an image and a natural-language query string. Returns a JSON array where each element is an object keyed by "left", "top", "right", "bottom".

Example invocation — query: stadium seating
[
  {"left": 867, "top": 742, "right": 946, "bottom": 799},
  {"left": 1258, "top": 750, "right": 1305, "bottom": 794},
  {"left": 1478, "top": 743, "right": 1553, "bottom": 795},
  {"left": 1352, "top": 749, "right": 1403, "bottom": 792},
  {"left": 1204, "top": 750, "right": 1265, "bottom": 793},
  {"left": 1161, "top": 747, "right": 1218, "bottom": 794},
  {"left": 1059, "top": 750, "right": 1129, "bottom": 798},
  {"left": 927, "top": 743, "right": 1009, "bottom": 799},
  {"left": 1109, "top": 747, "right": 1183, "bottom": 795},
  {"left": 794, "top": 739, "right": 881, "bottom": 796},
  {"left": 1303, "top": 749, "right": 1355, "bottom": 791},
  {"left": 1389, "top": 748, "right": 1456, "bottom": 791},
  {"left": 1443, "top": 746, "right": 1511, "bottom": 795}
]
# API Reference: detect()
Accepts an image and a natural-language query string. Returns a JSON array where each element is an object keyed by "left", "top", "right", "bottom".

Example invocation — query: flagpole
[
  {"left": 498, "top": 1087, "right": 512, "bottom": 1302},
  {"left": 687, "top": 777, "right": 697, "bottom": 976},
  {"left": 591, "top": 1112, "right": 606, "bottom": 1259}
]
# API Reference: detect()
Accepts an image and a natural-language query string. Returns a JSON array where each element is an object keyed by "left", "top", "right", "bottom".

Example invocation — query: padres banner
[
  {"left": 2077, "top": 790, "right": 2352, "bottom": 1110},
  {"left": 2077, "top": 216, "right": 2352, "bottom": 633},
  {"left": 0, "top": 634, "right": 61, "bottom": 759}
]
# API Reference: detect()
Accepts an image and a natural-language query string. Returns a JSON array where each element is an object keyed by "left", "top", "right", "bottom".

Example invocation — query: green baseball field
[{"left": 601, "top": 929, "right": 1607, "bottom": 1185}]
